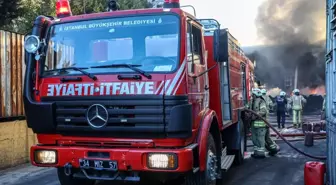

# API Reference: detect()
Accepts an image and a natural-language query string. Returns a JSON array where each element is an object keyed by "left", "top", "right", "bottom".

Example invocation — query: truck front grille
[{"left": 41, "top": 95, "right": 188, "bottom": 138}]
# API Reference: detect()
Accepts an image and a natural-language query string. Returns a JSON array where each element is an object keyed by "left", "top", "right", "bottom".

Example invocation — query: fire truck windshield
[{"left": 43, "top": 14, "right": 180, "bottom": 77}]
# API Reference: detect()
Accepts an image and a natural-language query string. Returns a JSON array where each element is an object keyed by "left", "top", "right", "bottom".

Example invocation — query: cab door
[{"left": 186, "top": 19, "right": 208, "bottom": 117}]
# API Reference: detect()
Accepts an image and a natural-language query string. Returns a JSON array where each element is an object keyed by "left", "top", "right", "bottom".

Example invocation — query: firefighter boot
[
  {"left": 265, "top": 128, "right": 278, "bottom": 156},
  {"left": 252, "top": 149, "right": 266, "bottom": 158}
]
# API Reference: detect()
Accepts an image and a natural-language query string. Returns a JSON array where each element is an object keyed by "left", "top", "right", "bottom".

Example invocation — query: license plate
[{"left": 79, "top": 159, "right": 118, "bottom": 171}]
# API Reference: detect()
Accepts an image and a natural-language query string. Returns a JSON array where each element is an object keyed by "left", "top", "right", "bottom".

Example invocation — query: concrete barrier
[{"left": 0, "top": 120, "right": 36, "bottom": 169}]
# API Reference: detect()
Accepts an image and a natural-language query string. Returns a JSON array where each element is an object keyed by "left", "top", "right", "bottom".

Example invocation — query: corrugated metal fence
[
  {"left": 0, "top": 30, "right": 25, "bottom": 118},
  {"left": 326, "top": 0, "right": 336, "bottom": 184}
]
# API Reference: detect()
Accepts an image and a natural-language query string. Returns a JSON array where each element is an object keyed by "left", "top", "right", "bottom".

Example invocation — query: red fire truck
[{"left": 23, "top": 0, "right": 255, "bottom": 184}]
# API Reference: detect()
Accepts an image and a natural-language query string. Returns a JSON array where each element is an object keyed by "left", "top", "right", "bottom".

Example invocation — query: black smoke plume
[{"left": 246, "top": 0, "right": 326, "bottom": 89}]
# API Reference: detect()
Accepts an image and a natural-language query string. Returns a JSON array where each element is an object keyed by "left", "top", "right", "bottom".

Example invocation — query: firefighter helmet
[
  {"left": 293, "top": 89, "right": 300, "bottom": 93},
  {"left": 261, "top": 89, "right": 267, "bottom": 95},
  {"left": 280, "top": 91, "right": 286, "bottom": 96},
  {"left": 252, "top": 88, "right": 262, "bottom": 97}
]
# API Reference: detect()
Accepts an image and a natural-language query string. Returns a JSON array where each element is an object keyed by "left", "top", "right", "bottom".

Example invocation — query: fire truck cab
[{"left": 23, "top": 0, "right": 254, "bottom": 184}]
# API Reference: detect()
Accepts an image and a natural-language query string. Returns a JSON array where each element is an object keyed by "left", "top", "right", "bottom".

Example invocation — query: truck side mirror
[
  {"left": 213, "top": 29, "right": 219, "bottom": 62},
  {"left": 213, "top": 29, "right": 229, "bottom": 63}
]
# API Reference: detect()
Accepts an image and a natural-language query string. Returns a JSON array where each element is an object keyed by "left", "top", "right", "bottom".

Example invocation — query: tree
[
  {"left": 118, "top": 0, "right": 151, "bottom": 10},
  {"left": 0, "top": 0, "right": 23, "bottom": 30},
  {"left": 1, "top": 0, "right": 56, "bottom": 34},
  {"left": 70, "top": 0, "right": 106, "bottom": 15},
  {"left": 70, "top": 0, "right": 151, "bottom": 15},
  {"left": 6, "top": 0, "right": 151, "bottom": 34}
]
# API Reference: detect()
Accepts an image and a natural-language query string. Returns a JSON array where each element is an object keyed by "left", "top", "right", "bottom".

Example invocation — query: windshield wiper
[
  {"left": 49, "top": 67, "right": 97, "bottom": 81},
  {"left": 90, "top": 64, "right": 152, "bottom": 79}
]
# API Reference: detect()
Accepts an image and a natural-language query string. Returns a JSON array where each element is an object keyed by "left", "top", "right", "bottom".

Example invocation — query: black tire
[
  {"left": 233, "top": 121, "right": 246, "bottom": 165},
  {"left": 185, "top": 134, "right": 218, "bottom": 185},
  {"left": 57, "top": 168, "right": 95, "bottom": 185}
]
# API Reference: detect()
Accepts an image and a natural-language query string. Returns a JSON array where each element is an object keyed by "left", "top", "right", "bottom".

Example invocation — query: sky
[{"left": 180, "top": 0, "right": 266, "bottom": 46}]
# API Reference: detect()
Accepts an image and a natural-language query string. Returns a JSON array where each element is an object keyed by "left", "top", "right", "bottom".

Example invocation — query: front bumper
[{"left": 30, "top": 145, "right": 195, "bottom": 172}]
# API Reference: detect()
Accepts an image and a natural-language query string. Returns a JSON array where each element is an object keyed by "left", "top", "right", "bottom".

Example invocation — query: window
[
  {"left": 145, "top": 34, "right": 178, "bottom": 57},
  {"left": 46, "top": 39, "right": 75, "bottom": 70},
  {"left": 91, "top": 38, "right": 133, "bottom": 62},
  {"left": 43, "top": 14, "right": 180, "bottom": 76},
  {"left": 187, "top": 22, "right": 203, "bottom": 71}
]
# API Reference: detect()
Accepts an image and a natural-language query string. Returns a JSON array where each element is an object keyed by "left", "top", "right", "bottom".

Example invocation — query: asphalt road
[{"left": 0, "top": 114, "right": 326, "bottom": 185}]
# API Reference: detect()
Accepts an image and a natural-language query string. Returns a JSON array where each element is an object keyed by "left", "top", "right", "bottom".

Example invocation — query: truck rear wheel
[
  {"left": 57, "top": 168, "right": 95, "bottom": 185},
  {"left": 185, "top": 133, "right": 218, "bottom": 185}
]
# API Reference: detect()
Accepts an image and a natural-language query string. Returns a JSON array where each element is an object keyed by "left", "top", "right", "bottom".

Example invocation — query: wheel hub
[{"left": 206, "top": 150, "right": 217, "bottom": 185}]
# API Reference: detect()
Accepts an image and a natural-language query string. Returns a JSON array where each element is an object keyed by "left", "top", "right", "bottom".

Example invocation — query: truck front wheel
[
  {"left": 57, "top": 168, "right": 95, "bottom": 185},
  {"left": 185, "top": 133, "right": 218, "bottom": 185}
]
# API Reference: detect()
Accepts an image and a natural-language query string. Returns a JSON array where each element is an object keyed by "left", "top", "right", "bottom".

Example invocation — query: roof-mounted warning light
[
  {"left": 56, "top": 0, "right": 72, "bottom": 18},
  {"left": 107, "top": 0, "right": 120, "bottom": 12},
  {"left": 163, "top": 0, "right": 180, "bottom": 8}
]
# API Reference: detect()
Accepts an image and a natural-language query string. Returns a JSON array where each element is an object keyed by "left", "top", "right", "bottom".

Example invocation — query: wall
[{"left": 0, "top": 120, "right": 36, "bottom": 169}]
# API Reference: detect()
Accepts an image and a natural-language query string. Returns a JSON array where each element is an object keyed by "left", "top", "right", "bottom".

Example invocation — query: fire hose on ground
[{"left": 243, "top": 108, "right": 327, "bottom": 160}]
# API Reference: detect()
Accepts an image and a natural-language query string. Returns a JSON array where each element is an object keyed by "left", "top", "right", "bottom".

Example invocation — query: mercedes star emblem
[{"left": 86, "top": 104, "right": 109, "bottom": 128}]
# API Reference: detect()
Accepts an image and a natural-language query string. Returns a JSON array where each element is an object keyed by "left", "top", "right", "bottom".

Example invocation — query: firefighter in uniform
[
  {"left": 289, "top": 89, "right": 306, "bottom": 128},
  {"left": 275, "top": 91, "right": 287, "bottom": 129},
  {"left": 248, "top": 88, "right": 272, "bottom": 158},
  {"left": 261, "top": 89, "right": 278, "bottom": 155},
  {"left": 261, "top": 89, "right": 273, "bottom": 111}
]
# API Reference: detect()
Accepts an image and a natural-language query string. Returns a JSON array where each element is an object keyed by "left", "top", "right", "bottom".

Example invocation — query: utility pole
[{"left": 294, "top": 65, "right": 298, "bottom": 89}]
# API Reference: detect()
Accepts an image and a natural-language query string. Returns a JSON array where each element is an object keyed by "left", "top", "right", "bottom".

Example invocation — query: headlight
[
  {"left": 147, "top": 153, "right": 177, "bottom": 169},
  {"left": 34, "top": 150, "right": 57, "bottom": 164},
  {"left": 24, "top": 35, "right": 40, "bottom": 53}
]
